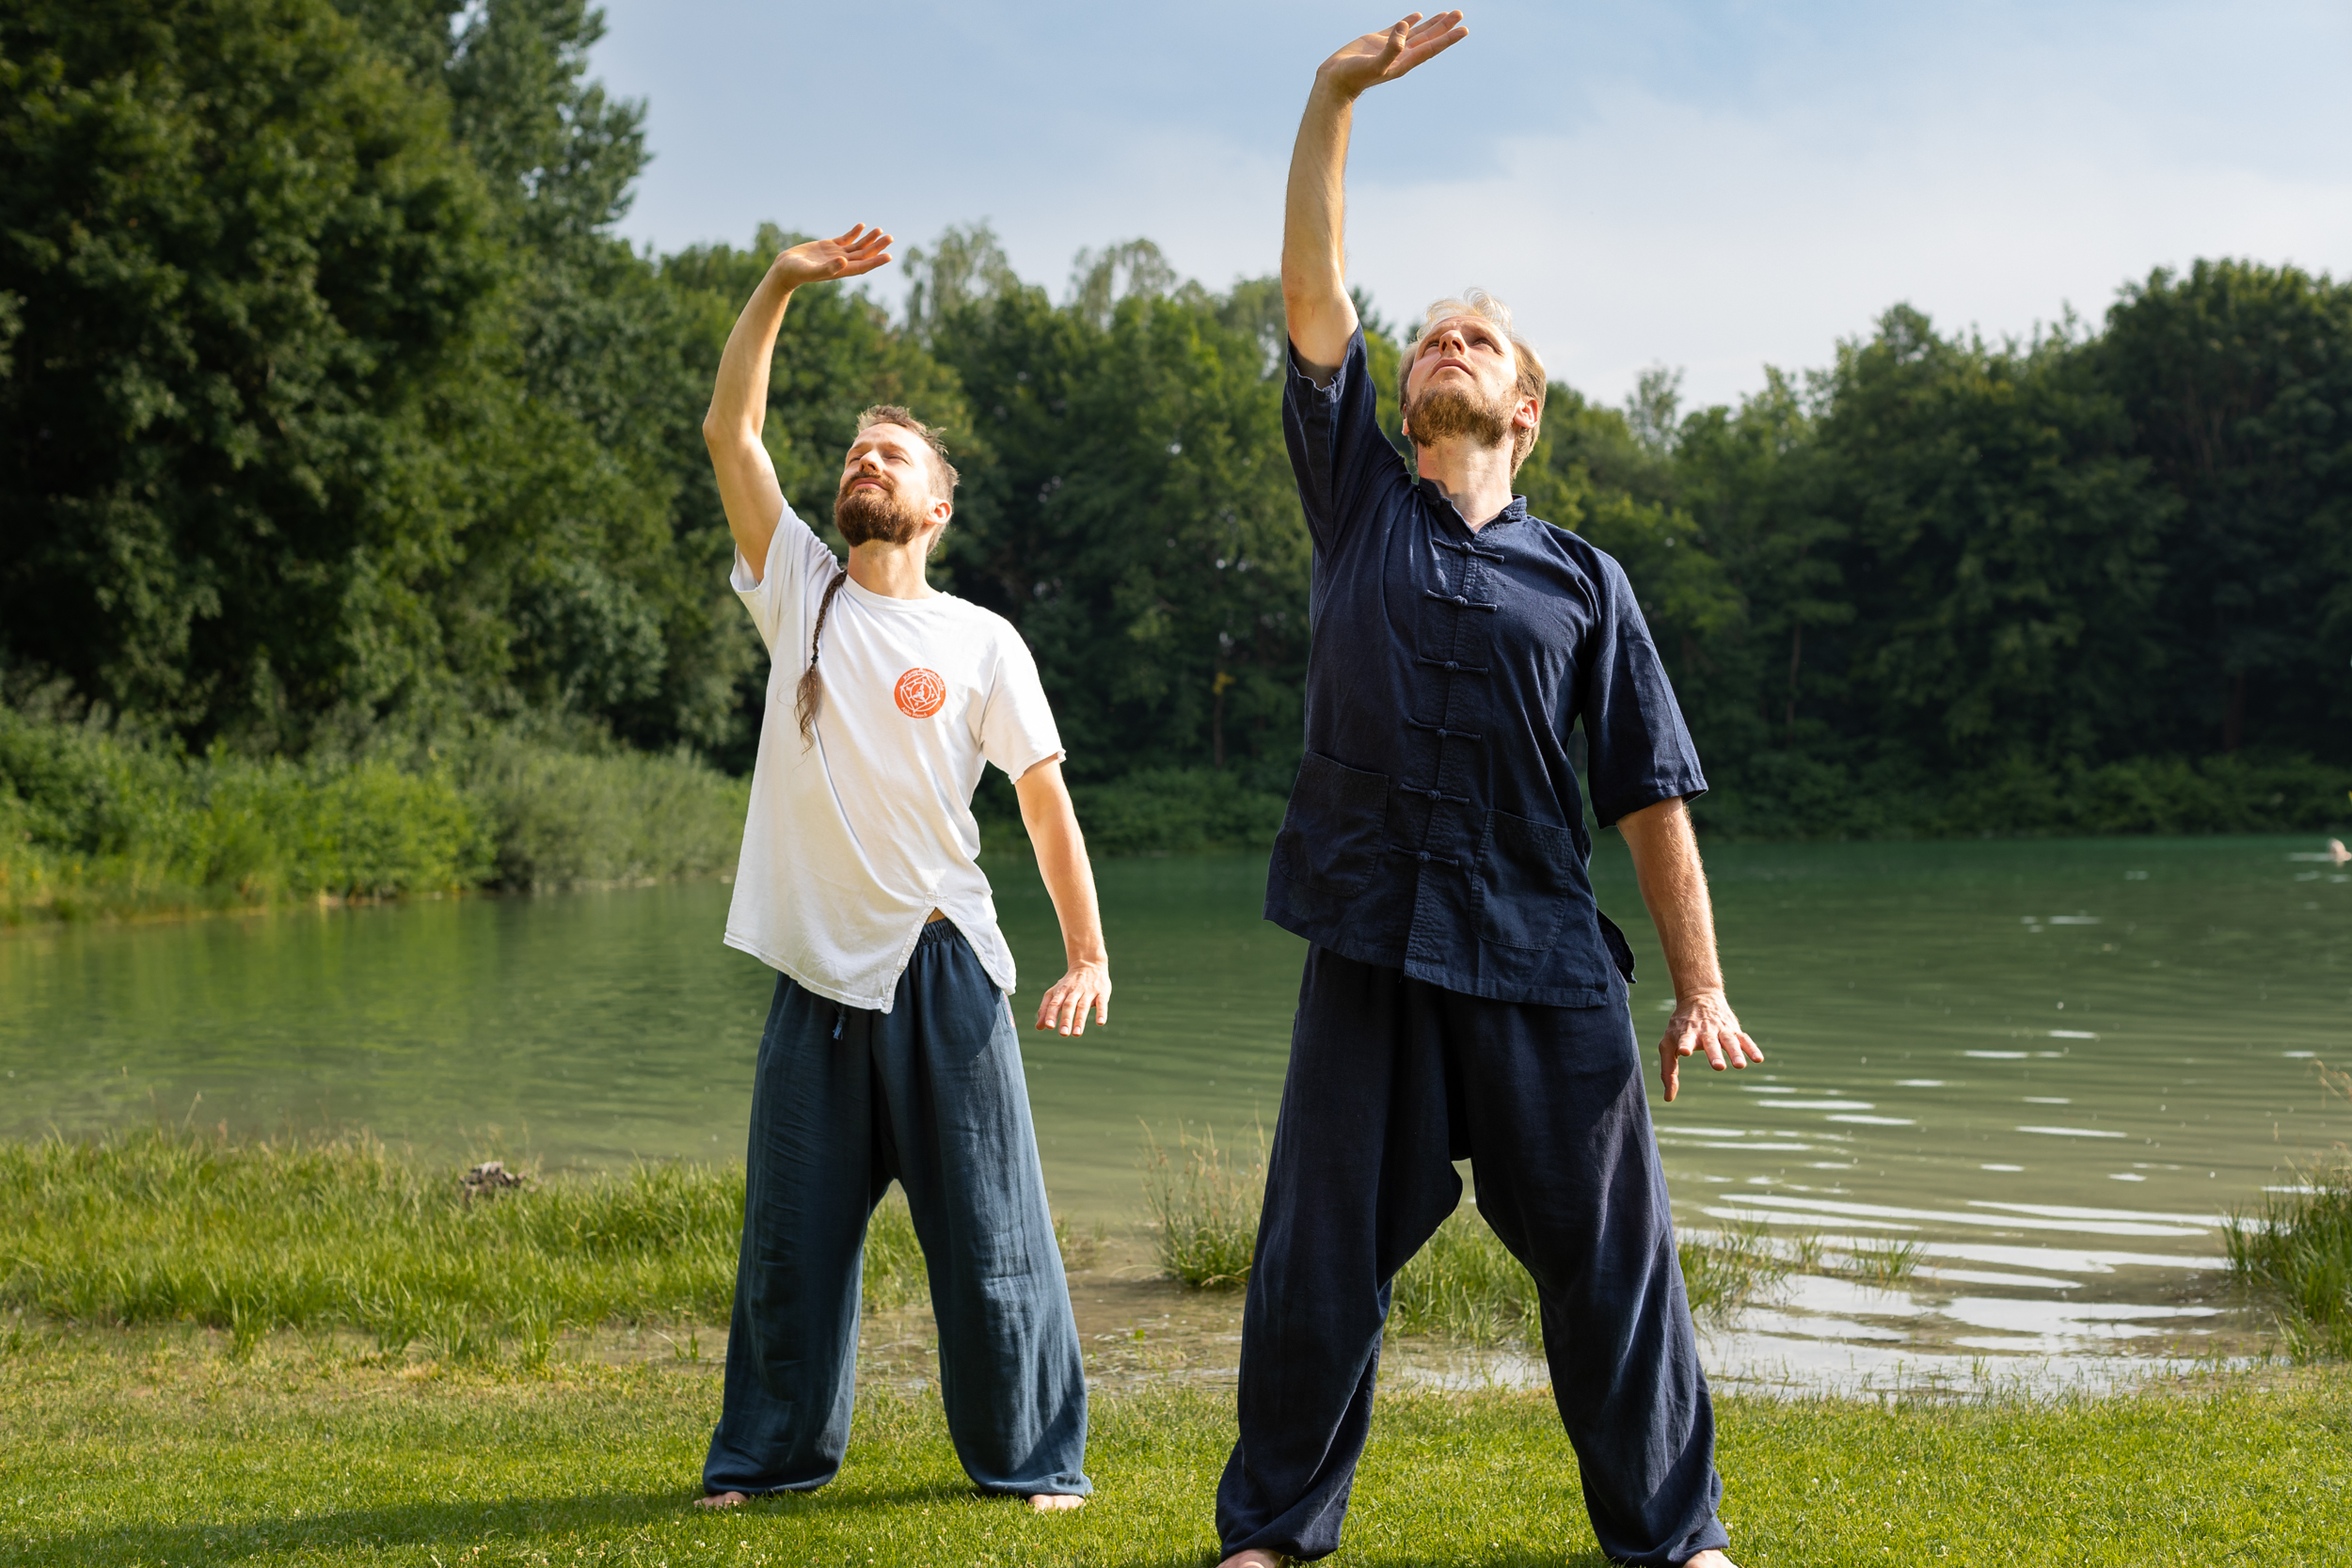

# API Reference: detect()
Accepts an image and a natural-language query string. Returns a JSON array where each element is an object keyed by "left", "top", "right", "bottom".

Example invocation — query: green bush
[
  {"left": 1070, "top": 768, "right": 1289, "bottom": 856},
  {"left": 455, "top": 733, "right": 747, "bottom": 890},
  {"left": 1695, "top": 748, "right": 2350, "bottom": 841},
  {"left": 0, "top": 708, "right": 748, "bottom": 921}
]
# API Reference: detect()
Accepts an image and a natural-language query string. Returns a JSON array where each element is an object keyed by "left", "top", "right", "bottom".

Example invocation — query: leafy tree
[
  {"left": 930, "top": 279, "right": 1308, "bottom": 784},
  {"left": 2101, "top": 260, "right": 2352, "bottom": 756},
  {"left": 1813, "top": 306, "right": 2170, "bottom": 771},
  {"left": 0, "top": 0, "right": 503, "bottom": 746}
]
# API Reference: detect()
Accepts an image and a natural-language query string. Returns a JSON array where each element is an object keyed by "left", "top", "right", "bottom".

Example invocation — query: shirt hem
[
  {"left": 1263, "top": 908, "right": 1626, "bottom": 1010},
  {"left": 722, "top": 930, "right": 901, "bottom": 1014}
]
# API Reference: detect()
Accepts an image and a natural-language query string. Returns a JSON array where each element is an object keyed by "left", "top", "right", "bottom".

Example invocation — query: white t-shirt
[{"left": 724, "top": 506, "right": 1064, "bottom": 1011}]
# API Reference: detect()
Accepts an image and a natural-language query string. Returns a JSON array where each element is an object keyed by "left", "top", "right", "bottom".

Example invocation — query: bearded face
[
  {"left": 1402, "top": 377, "right": 1515, "bottom": 451},
  {"left": 834, "top": 468, "right": 929, "bottom": 546}
]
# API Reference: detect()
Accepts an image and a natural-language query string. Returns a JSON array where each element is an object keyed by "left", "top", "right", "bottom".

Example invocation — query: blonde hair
[{"left": 1397, "top": 290, "right": 1548, "bottom": 472}]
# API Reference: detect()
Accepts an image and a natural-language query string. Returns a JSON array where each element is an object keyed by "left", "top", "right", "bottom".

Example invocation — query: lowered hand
[
  {"left": 1035, "top": 958, "right": 1112, "bottom": 1037},
  {"left": 1658, "top": 987, "right": 1763, "bottom": 1102}
]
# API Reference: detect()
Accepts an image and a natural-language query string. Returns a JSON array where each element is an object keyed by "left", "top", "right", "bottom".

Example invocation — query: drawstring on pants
[{"left": 832, "top": 1005, "right": 846, "bottom": 1040}]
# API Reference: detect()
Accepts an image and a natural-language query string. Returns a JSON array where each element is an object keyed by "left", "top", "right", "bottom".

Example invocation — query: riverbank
[
  {"left": 0, "top": 1130, "right": 1823, "bottom": 1358},
  {"left": 0, "top": 1322, "right": 2340, "bottom": 1566}
]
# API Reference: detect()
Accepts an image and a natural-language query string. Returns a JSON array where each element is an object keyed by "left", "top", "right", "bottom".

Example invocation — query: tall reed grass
[
  {"left": 2226, "top": 1063, "right": 2352, "bottom": 1359},
  {"left": 0, "top": 1130, "right": 929, "bottom": 1356}
]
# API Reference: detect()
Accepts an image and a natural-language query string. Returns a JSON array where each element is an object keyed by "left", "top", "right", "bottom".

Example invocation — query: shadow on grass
[
  {"left": 7, "top": 1488, "right": 1602, "bottom": 1568},
  {"left": 6, "top": 1481, "right": 1228, "bottom": 1568}
]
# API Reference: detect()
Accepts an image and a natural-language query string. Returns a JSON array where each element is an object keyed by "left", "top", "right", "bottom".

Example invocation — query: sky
[{"left": 587, "top": 0, "right": 2352, "bottom": 410}]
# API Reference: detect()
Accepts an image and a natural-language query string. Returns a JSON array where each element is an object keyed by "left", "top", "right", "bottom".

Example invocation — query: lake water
[{"left": 5, "top": 835, "right": 2344, "bottom": 1387}]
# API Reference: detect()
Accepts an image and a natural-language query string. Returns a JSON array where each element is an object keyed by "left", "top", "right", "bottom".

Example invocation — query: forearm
[
  {"left": 702, "top": 268, "right": 795, "bottom": 575},
  {"left": 705, "top": 270, "right": 793, "bottom": 444},
  {"left": 1019, "top": 773, "right": 1108, "bottom": 966},
  {"left": 1281, "top": 78, "right": 1360, "bottom": 375},
  {"left": 1619, "top": 798, "right": 1724, "bottom": 997}
]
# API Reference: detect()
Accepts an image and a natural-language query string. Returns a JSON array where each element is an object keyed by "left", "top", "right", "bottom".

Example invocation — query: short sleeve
[
  {"left": 978, "top": 623, "right": 1065, "bottom": 781},
  {"left": 730, "top": 500, "right": 843, "bottom": 657},
  {"left": 1283, "top": 327, "right": 1412, "bottom": 552},
  {"left": 1580, "top": 555, "right": 1708, "bottom": 826}
]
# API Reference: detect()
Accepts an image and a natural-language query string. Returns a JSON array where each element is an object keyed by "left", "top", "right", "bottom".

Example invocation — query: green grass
[
  {"left": 1137, "top": 1125, "right": 1888, "bottom": 1337},
  {"left": 0, "top": 1328, "right": 2344, "bottom": 1566},
  {"left": 0, "top": 1131, "right": 930, "bottom": 1351}
]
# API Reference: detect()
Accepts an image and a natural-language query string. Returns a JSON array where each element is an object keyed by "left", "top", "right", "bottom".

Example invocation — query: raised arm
[
  {"left": 703, "top": 225, "right": 893, "bottom": 583},
  {"left": 1617, "top": 797, "right": 1764, "bottom": 1101},
  {"left": 1283, "top": 11, "right": 1468, "bottom": 377}
]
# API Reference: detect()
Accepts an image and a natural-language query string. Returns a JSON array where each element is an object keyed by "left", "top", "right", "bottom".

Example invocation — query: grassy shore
[
  {"left": 0, "top": 1326, "right": 2343, "bottom": 1566},
  {"left": 6, "top": 1130, "right": 1836, "bottom": 1355}
]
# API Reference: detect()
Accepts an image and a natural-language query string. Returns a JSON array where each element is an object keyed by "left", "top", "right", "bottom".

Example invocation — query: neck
[
  {"left": 846, "top": 535, "right": 940, "bottom": 599},
  {"left": 1411, "top": 437, "right": 1518, "bottom": 531}
]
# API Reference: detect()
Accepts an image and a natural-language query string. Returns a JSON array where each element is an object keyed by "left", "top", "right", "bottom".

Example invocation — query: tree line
[{"left": 5, "top": 0, "right": 2347, "bottom": 843}]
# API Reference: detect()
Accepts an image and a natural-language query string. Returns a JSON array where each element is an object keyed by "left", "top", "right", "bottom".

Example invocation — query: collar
[{"left": 1417, "top": 477, "right": 1529, "bottom": 535}]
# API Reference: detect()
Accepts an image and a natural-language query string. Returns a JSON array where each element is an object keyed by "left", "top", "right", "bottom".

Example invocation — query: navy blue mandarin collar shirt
[{"left": 1265, "top": 328, "right": 1708, "bottom": 1008}]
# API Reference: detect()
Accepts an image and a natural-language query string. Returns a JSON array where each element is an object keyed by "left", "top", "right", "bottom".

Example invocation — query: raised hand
[
  {"left": 1658, "top": 988, "right": 1765, "bottom": 1103},
  {"left": 769, "top": 224, "right": 894, "bottom": 290},
  {"left": 1316, "top": 10, "right": 1468, "bottom": 100}
]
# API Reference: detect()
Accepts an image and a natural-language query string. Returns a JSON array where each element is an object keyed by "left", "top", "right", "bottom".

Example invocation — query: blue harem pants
[
  {"left": 702, "top": 919, "right": 1090, "bottom": 1498},
  {"left": 1216, "top": 944, "right": 1727, "bottom": 1564}
]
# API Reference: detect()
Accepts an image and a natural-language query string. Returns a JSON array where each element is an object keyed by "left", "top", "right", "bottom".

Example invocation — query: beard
[
  {"left": 834, "top": 474, "right": 927, "bottom": 546},
  {"left": 1404, "top": 379, "right": 1514, "bottom": 450}
]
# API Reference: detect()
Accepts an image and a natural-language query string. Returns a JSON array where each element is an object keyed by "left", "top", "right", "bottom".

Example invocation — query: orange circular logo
[{"left": 893, "top": 668, "right": 946, "bottom": 719}]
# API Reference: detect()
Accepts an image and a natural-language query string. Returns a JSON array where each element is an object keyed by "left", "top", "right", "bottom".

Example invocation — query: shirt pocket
[
  {"left": 1471, "top": 809, "right": 1582, "bottom": 951},
  {"left": 1274, "top": 751, "right": 1391, "bottom": 898}
]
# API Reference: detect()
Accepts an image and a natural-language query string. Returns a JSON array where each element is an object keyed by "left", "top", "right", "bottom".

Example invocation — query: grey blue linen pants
[
  {"left": 702, "top": 920, "right": 1090, "bottom": 1498},
  {"left": 1216, "top": 945, "right": 1727, "bottom": 1565}
]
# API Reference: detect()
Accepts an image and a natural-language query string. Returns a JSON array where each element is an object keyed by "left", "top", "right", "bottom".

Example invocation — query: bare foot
[
  {"left": 1682, "top": 1552, "right": 1740, "bottom": 1568},
  {"left": 695, "top": 1491, "right": 750, "bottom": 1510},
  {"left": 1028, "top": 1492, "right": 1086, "bottom": 1513},
  {"left": 1217, "top": 1551, "right": 1286, "bottom": 1567}
]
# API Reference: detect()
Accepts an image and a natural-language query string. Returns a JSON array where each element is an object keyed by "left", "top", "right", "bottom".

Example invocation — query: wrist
[{"left": 1310, "top": 69, "right": 1360, "bottom": 105}]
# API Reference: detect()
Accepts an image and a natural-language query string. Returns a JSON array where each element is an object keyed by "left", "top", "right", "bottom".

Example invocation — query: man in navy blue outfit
[{"left": 1215, "top": 14, "right": 1764, "bottom": 1568}]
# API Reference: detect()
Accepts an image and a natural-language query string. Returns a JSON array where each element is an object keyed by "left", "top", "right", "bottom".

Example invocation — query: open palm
[
  {"left": 1318, "top": 10, "right": 1469, "bottom": 97},
  {"left": 771, "top": 224, "right": 894, "bottom": 289}
]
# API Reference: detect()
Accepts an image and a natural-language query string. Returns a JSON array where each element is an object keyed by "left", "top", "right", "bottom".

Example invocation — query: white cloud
[{"left": 591, "top": 0, "right": 2352, "bottom": 411}]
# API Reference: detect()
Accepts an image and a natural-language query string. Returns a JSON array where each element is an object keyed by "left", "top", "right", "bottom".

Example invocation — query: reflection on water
[{"left": 2, "top": 833, "right": 2345, "bottom": 1387}]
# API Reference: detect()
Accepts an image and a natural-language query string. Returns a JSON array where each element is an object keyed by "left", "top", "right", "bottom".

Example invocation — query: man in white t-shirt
[{"left": 694, "top": 223, "right": 1110, "bottom": 1513}]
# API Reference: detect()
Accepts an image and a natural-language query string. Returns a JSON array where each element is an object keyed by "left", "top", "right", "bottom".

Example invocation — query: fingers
[
  {"left": 1661, "top": 1037, "right": 1681, "bottom": 1102},
  {"left": 1033, "top": 978, "right": 1110, "bottom": 1036}
]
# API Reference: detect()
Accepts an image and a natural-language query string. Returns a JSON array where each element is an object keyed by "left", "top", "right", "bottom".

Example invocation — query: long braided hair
[{"left": 794, "top": 568, "right": 851, "bottom": 746}]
